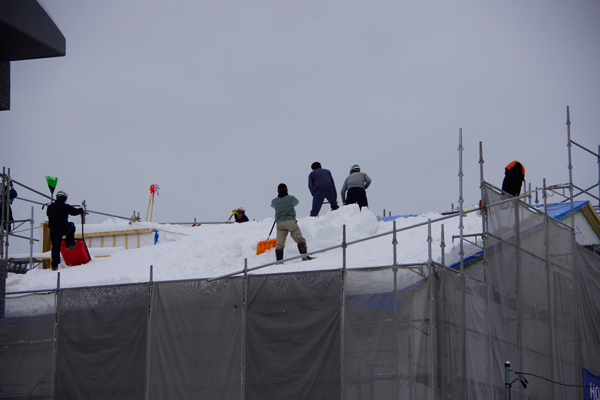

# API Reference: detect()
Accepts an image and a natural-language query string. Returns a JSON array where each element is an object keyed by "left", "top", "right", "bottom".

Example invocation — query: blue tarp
[
  {"left": 380, "top": 214, "right": 419, "bottom": 222},
  {"left": 534, "top": 200, "right": 589, "bottom": 220}
]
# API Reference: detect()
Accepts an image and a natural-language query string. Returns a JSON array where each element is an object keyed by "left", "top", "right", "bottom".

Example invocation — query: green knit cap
[{"left": 350, "top": 164, "right": 360, "bottom": 172}]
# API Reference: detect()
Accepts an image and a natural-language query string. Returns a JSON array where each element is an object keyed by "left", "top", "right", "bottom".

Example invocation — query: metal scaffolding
[{"left": 1, "top": 108, "right": 599, "bottom": 399}]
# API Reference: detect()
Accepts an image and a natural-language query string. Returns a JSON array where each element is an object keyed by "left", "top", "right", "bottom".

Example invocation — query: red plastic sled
[{"left": 60, "top": 239, "right": 92, "bottom": 267}]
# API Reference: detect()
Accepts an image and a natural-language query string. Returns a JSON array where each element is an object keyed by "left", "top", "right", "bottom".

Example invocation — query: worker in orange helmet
[{"left": 502, "top": 161, "right": 525, "bottom": 197}]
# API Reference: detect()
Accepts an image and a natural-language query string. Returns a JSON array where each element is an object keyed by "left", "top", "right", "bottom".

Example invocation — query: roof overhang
[{"left": 0, "top": 0, "right": 65, "bottom": 61}]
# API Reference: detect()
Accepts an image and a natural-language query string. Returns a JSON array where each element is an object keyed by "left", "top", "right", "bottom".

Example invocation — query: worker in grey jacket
[
  {"left": 270, "top": 183, "right": 313, "bottom": 262},
  {"left": 341, "top": 165, "right": 372, "bottom": 210}
]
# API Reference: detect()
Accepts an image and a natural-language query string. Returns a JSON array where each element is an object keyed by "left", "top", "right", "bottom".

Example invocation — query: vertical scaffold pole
[
  {"left": 567, "top": 106, "right": 575, "bottom": 229},
  {"left": 241, "top": 258, "right": 248, "bottom": 400},
  {"left": 427, "top": 231, "right": 436, "bottom": 400},
  {"left": 458, "top": 129, "right": 465, "bottom": 274},
  {"left": 459, "top": 130, "right": 468, "bottom": 398},
  {"left": 504, "top": 361, "right": 511, "bottom": 400},
  {"left": 144, "top": 265, "right": 154, "bottom": 400},
  {"left": 427, "top": 219, "right": 439, "bottom": 398},
  {"left": 565, "top": 107, "right": 583, "bottom": 381},
  {"left": 393, "top": 264, "right": 399, "bottom": 400},
  {"left": 543, "top": 179, "right": 548, "bottom": 214},
  {"left": 2, "top": 168, "right": 11, "bottom": 259},
  {"left": 28, "top": 207, "right": 34, "bottom": 269},
  {"left": 514, "top": 186, "right": 524, "bottom": 378},
  {"left": 479, "top": 141, "right": 488, "bottom": 282},
  {"left": 342, "top": 225, "right": 347, "bottom": 270},
  {"left": 427, "top": 219, "right": 433, "bottom": 266},
  {"left": 340, "top": 225, "right": 347, "bottom": 400},
  {"left": 440, "top": 224, "right": 445, "bottom": 267},
  {"left": 542, "top": 179, "right": 557, "bottom": 394},
  {"left": 480, "top": 141, "right": 494, "bottom": 397},
  {"left": 392, "top": 221, "right": 398, "bottom": 266},
  {"left": 51, "top": 272, "right": 60, "bottom": 400},
  {"left": 0, "top": 167, "right": 6, "bottom": 259}
]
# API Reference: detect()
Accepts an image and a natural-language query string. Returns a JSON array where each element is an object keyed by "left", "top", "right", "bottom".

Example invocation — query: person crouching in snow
[
  {"left": 233, "top": 207, "right": 249, "bottom": 223},
  {"left": 46, "top": 190, "right": 83, "bottom": 270},
  {"left": 270, "top": 183, "right": 312, "bottom": 263},
  {"left": 341, "top": 164, "right": 372, "bottom": 209}
]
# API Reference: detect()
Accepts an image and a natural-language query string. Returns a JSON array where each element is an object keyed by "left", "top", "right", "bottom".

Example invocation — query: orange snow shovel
[{"left": 256, "top": 220, "right": 277, "bottom": 255}]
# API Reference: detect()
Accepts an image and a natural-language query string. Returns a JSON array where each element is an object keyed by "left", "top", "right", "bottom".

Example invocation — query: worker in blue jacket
[{"left": 308, "top": 162, "right": 339, "bottom": 217}]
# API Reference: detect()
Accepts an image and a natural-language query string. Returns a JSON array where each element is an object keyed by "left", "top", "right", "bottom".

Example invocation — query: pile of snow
[{"left": 6, "top": 205, "right": 482, "bottom": 294}]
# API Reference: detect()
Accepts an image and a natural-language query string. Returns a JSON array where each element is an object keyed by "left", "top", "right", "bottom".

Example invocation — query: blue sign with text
[{"left": 584, "top": 369, "right": 600, "bottom": 400}]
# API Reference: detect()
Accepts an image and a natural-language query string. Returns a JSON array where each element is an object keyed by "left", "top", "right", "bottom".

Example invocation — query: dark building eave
[{"left": 0, "top": 0, "right": 66, "bottom": 61}]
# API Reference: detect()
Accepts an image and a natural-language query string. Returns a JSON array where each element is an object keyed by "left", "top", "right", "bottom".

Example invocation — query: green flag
[{"left": 45, "top": 176, "right": 58, "bottom": 196}]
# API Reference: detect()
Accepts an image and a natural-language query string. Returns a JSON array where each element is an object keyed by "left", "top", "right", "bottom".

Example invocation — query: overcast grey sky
[{"left": 2, "top": 0, "right": 599, "bottom": 238}]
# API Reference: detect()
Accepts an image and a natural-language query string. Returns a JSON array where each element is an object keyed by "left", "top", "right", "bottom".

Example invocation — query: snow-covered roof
[{"left": 6, "top": 205, "right": 483, "bottom": 294}]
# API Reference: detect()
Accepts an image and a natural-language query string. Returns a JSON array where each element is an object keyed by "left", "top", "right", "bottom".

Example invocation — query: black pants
[
  {"left": 0, "top": 204, "right": 14, "bottom": 232},
  {"left": 502, "top": 173, "right": 523, "bottom": 197},
  {"left": 346, "top": 187, "right": 368, "bottom": 209},
  {"left": 50, "top": 222, "right": 76, "bottom": 269}
]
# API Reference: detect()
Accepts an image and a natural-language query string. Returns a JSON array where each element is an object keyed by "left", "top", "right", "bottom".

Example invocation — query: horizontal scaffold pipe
[
  {"left": 11, "top": 179, "right": 52, "bottom": 200},
  {"left": 14, "top": 197, "right": 48, "bottom": 207},
  {"left": 486, "top": 231, "right": 575, "bottom": 274},
  {"left": 209, "top": 242, "right": 345, "bottom": 281},
  {"left": 485, "top": 191, "right": 534, "bottom": 209},
  {"left": 6, "top": 288, "right": 57, "bottom": 296},
  {"left": 160, "top": 221, "right": 232, "bottom": 225},
  {"left": 14, "top": 196, "right": 133, "bottom": 221},
  {"left": 349, "top": 263, "right": 428, "bottom": 273},
  {"left": 84, "top": 208, "right": 132, "bottom": 220},
  {"left": 7, "top": 233, "right": 38, "bottom": 242},
  {"left": 570, "top": 139, "right": 600, "bottom": 159},
  {"left": 548, "top": 183, "right": 570, "bottom": 191},
  {"left": 209, "top": 207, "right": 484, "bottom": 281},
  {"left": 569, "top": 183, "right": 600, "bottom": 202},
  {"left": 484, "top": 188, "right": 579, "bottom": 228},
  {"left": 485, "top": 180, "right": 550, "bottom": 201}
]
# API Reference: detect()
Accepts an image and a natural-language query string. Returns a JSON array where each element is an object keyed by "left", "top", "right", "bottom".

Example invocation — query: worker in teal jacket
[{"left": 270, "top": 183, "right": 313, "bottom": 262}]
